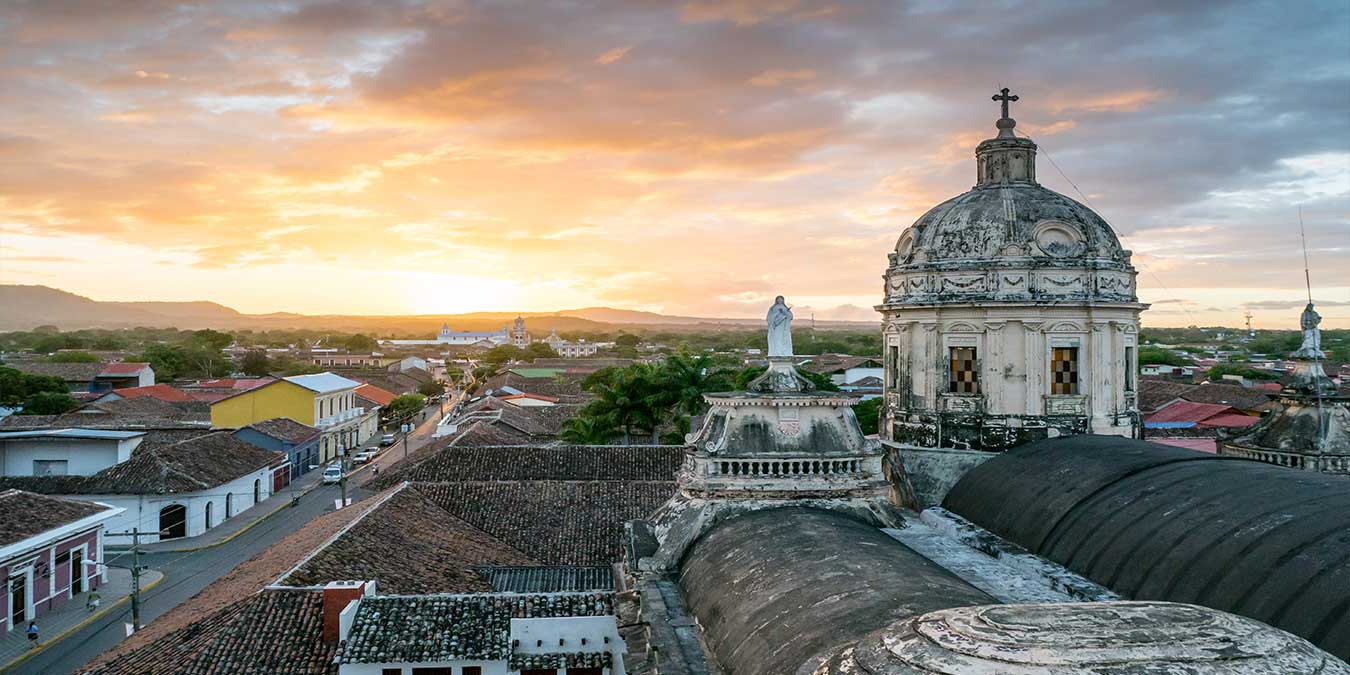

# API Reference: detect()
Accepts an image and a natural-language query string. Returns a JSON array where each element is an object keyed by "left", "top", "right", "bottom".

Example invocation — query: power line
[{"left": 1016, "top": 129, "right": 1207, "bottom": 328}]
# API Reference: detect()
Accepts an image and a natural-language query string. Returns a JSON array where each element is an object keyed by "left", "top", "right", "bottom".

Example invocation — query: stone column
[
  {"left": 1022, "top": 321, "right": 1045, "bottom": 415},
  {"left": 1090, "top": 320, "right": 1112, "bottom": 428},
  {"left": 985, "top": 322, "right": 1006, "bottom": 414},
  {"left": 920, "top": 322, "right": 940, "bottom": 411}
]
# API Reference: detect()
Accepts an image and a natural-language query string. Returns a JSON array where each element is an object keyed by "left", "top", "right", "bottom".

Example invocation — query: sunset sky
[{"left": 1, "top": 0, "right": 1347, "bottom": 327}]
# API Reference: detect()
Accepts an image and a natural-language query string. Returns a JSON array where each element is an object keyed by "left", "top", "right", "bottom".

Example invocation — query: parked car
[
  {"left": 352, "top": 450, "right": 377, "bottom": 465},
  {"left": 380, "top": 433, "right": 396, "bottom": 446},
  {"left": 322, "top": 463, "right": 343, "bottom": 484}
]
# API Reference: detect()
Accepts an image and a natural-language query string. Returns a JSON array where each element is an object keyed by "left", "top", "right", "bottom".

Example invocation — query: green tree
[
  {"left": 559, "top": 415, "right": 620, "bottom": 445},
  {"left": 733, "top": 366, "right": 840, "bottom": 392},
  {"left": 580, "top": 364, "right": 664, "bottom": 444},
  {"left": 239, "top": 350, "right": 271, "bottom": 376},
  {"left": 142, "top": 344, "right": 190, "bottom": 380},
  {"left": 615, "top": 333, "right": 641, "bottom": 349},
  {"left": 659, "top": 353, "right": 733, "bottom": 417},
  {"left": 344, "top": 333, "right": 379, "bottom": 353},
  {"left": 853, "top": 397, "right": 883, "bottom": 435},
  {"left": 483, "top": 344, "right": 524, "bottom": 367},
  {"left": 33, "top": 325, "right": 60, "bottom": 334},
  {"left": 189, "top": 329, "right": 234, "bottom": 351},
  {"left": 0, "top": 367, "right": 69, "bottom": 407},
  {"left": 418, "top": 381, "right": 444, "bottom": 397},
  {"left": 22, "top": 391, "right": 79, "bottom": 415},
  {"left": 1138, "top": 347, "right": 1189, "bottom": 367},
  {"left": 387, "top": 393, "right": 426, "bottom": 420},
  {"left": 47, "top": 351, "right": 100, "bottom": 363},
  {"left": 523, "top": 342, "right": 560, "bottom": 361},
  {"left": 1206, "top": 364, "right": 1279, "bottom": 382}
]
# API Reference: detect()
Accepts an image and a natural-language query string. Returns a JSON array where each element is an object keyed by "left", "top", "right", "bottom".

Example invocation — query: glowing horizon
[{"left": 2, "top": 1, "right": 1347, "bottom": 328}]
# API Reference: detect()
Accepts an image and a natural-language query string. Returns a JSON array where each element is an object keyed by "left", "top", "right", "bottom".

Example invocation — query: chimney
[{"left": 322, "top": 580, "right": 369, "bottom": 643}]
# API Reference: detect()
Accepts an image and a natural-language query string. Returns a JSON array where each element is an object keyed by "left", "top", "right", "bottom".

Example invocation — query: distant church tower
[
  {"left": 510, "top": 315, "right": 530, "bottom": 347},
  {"left": 877, "top": 89, "right": 1147, "bottom": 450}
]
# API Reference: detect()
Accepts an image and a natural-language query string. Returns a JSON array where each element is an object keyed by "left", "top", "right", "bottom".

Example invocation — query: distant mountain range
[{"left": 0, "top": 285, "right": 875, "bottom": 333}]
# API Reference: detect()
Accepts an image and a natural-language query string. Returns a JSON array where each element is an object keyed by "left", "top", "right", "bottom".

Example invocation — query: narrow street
[{"left": 7, "top": 396, "right": 453, "bottom": 675}]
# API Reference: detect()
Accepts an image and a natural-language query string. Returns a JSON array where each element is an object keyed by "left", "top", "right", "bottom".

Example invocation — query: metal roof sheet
[
  {"left": 0, "top": 428, "right": 146, "bottom": 440},
  {"left": 282, "top": 372, "right": 362, "bottom": 393}
]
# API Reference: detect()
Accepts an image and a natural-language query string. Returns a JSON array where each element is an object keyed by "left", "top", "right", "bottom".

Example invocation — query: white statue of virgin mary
[{"left": 767, "top": 296, "right": 794, "bottom": 357}]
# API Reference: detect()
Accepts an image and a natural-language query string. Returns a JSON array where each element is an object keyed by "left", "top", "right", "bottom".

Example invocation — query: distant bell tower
[{"left": 511, "top": 316, "right": 530, "bottom": 347}]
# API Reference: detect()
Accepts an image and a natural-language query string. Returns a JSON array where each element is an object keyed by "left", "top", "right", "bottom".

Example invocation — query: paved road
[
  {"left": 9, "top": 482, "right": 373, "bottom": 675},
  {"left": 10, "top": 395, "right": 457, "bottom": 675}
]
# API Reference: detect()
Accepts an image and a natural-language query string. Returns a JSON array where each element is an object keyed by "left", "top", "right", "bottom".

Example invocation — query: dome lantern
[{"left": 976, "top": 88, "right": 1037, "bottom": 187}]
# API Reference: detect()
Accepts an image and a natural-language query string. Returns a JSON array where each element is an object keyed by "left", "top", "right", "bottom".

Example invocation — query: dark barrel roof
[
  {"left": 943, "top": 435, "right": 1350, "bottom": 663},
  {"left": 679, "top": 507, "right": 994, "bottom": 674}
]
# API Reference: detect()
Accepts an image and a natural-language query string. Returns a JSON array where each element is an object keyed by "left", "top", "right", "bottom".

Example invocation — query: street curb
[
  {"left": 107, "top": 480, "right": 324, "bottom": 555},
  {"left": 1, "top": 572, "right": 165, "bottom": 673}
]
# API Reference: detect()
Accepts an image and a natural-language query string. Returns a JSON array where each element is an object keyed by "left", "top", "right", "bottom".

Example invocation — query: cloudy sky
[{"left": 1, "top": 0, "right": 1346, "bottom": 327}]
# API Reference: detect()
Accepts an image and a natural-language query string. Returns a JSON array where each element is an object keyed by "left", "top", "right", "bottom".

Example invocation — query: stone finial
[{"left": 992, "top": 87, "right": 1019, "bottom": 137}]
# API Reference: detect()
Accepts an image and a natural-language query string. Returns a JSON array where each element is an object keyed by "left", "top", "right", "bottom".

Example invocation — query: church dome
[
  {"left": 895, "top": 184, "right": 1126, "bottom": 264},
  {"left": 882, "top": 91, "right": 1139, "bottom": 306}
]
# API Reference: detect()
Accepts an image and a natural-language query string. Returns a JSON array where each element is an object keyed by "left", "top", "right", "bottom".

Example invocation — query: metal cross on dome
[{"left": 993, "top": 87, "right": 1019, "bottom": 119}]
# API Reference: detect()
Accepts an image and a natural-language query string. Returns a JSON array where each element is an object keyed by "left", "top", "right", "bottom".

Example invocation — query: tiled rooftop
[
  {"left": 0, "top": 489, "right": 114, "bottom": 547},
  {"left": 413, "top": 481, "right": 674, "bottom": 565},
  {"left": 280, "top": 486, "right": 535, "bottom": 593},
  {"left": 107, "top": 383, "right": 192, "bottom": 402},
  {"left": 246, "top": 417, "right": 320, "bottom": 444},
  {"left": 392, "top": 444, "right": 685, "bottom": 482},
  {"left": 84, "top": 589, "right": 335, "bottom": 675},
  {"left": 339, "top": 592, "right": 615, "bottom": 665},
  {"left": 0, "top": 431, "right": 283, "bottom": 495},
  {"left": 477, "top": 565, "right": 615, "bottom": 593}
]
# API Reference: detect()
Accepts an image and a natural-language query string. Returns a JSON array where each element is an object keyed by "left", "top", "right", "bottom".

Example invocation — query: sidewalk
[
  {"left": 0, "top": 567, "right": 163, "bottom": 671},
  {"left": 124, "top": 468, "right": 326, "bottom": 554}
]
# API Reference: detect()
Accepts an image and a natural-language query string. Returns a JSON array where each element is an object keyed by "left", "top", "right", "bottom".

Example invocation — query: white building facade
[{"left": 878, "top": 93, "right": 1146, "bottom": 451}]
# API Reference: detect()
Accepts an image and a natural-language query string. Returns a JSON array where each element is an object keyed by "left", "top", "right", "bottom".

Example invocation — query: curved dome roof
[{"left": 895, "top": 183, "right": 1128, "bottom": 266}]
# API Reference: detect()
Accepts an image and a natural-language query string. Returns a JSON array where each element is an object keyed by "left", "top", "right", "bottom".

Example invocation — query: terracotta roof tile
[
  {"left": 99, "top": 362, "right": 152, "bottom": 375},
  {"left": 0, "top": 431, "right": 283, "bottom": 495},
  {"left": 353, "top": 382, "right": 397, "bottom": 407},
  {"left": 413, "top": 481, "right": 674, "bottom": 565},
  {"left": 108, "top": 384, "right": 194, "bottom": 403},
  {"left": 246, "top": 417, "right": 320, "bottom": 444},
  {"left": 85, "top": 589, "right": 335, "bottom": 675},
  {"left": 339, "top": 592, "right": 614, "bottom": 665},
  {"left": 391, "top": 444, "right": 684, "bottom": 483},
  {"left": 281, "top": 486, "right": 534, "bottom": 593},
  {"left": 0, "top": 489, "right": 113, "bottom": 546}
]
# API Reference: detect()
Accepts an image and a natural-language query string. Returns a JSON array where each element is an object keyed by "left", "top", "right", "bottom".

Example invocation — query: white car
[
  {"left": 321, "top": 464, "right": 343, "bottom": 484},
  {"left": 379, "top": 433, "right": 396, "bottom": 446},
  {"left": 352, "top": 450, "right": 377, "bottom": 465}
]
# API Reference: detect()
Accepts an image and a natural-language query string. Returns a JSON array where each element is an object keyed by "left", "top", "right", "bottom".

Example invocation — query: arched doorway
[
  {"left": 159, "top": 504, "right": 187, "bottom": 540},
  {"left": 225, "top": 493, "right": 232, "bottom": 518},
  {"left": 204, "top": 501, "right": 213, "bottom": 530},
  {"left": 253, "top": 479, "right": 261, "bottom": 504}
]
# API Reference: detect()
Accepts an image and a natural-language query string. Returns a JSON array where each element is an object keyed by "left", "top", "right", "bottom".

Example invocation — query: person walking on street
[
  {"left": 86, "top": 590, "right": 102, "bottom": 612},
  {"left": 26, "top": 621, "right": 39, "bottom": 648}
]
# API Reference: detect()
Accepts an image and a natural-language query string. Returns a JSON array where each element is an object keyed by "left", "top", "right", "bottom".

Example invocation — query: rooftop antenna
[
  {"left": 1297, "top": 206, "right": 1327, "bottom": 449},
  {"left": 1298, "top": 206, "right": 1313, "bottom": 304}
]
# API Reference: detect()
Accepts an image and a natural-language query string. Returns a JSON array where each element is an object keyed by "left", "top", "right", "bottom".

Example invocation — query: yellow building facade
[
  {"left": 211, "top": 373, "right": 365, "bottom": 465},
  {"left": 211, "top": 380, "right": 317, "bottom": 428}
]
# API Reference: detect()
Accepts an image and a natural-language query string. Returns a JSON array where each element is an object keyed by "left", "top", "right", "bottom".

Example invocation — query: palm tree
[
  {"left": 583, "top": 366, "right": 663, "bottom": 445},
  {"left": 661, "top": 353, "right": 734, "bottom": 417},
  {"left": 559, "top": 415, "right": 619, "bottom": 445}
]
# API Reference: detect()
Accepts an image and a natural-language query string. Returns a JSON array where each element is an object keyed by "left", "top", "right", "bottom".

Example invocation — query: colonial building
[
  {"left": 2, "top": 490, "right": 121, "bottom": 634},
  {"left": 210, "top": 373, "right": 366, "bottom": 464},
  {"left": 543, "top": 329, "right": 600, "bottom": 358},
  {"left": 383, "top": 323, "right": 511, "bottom": 348},
  {"left": 878, "top": 90, "right": 1145, "bottom": 450}
]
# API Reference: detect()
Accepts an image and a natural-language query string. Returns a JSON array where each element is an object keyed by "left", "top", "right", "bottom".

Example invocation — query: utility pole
[{"left": 105, "top": 527, "right": 160, "bottom": 633}]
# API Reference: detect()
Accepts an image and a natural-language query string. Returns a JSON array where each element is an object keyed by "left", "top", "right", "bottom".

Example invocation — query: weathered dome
[
  {"left": 881, "top": 99, "right": 1140, "bottom": 307},
  {"left": 894, "top": 184, "right": 1127, "bottom": 265}
]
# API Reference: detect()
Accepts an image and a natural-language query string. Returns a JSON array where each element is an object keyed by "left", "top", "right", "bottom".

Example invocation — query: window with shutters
[
  {"left": 948, "top": 347, "right": 979, "bottom": 394},
  {"left": 1051, "top": 347, "right": 1080, "bottom": 395}
]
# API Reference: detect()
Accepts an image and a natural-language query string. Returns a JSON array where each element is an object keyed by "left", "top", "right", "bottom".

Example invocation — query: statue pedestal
[{"left": 748, "top": 357, "right": 812, "bottom": 393}]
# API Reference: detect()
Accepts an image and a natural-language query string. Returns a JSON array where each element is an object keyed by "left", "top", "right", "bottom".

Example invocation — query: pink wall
[{"left": 2, "top": 526, "right": 102, "bottom": 629}]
